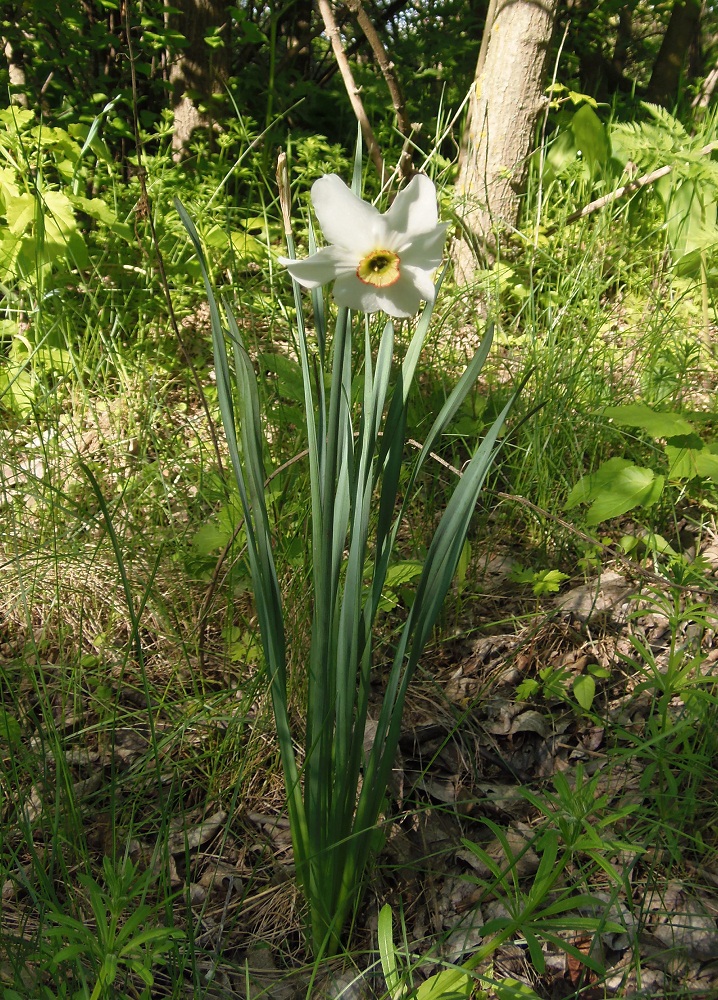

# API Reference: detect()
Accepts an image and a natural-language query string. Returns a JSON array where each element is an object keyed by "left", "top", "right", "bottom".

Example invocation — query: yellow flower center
[{"left": 356, "top": 249, "right": 401, "bottom": 287}]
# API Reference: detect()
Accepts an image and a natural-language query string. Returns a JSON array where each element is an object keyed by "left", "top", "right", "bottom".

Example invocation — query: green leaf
[
  {"left": 42, "top": 190, "right": 79, "bottom": 239},
  {"left": 695, "top": 450, "right": 718, "bottom": 479},
  {"left": 191, "top": 520, "right": 232, "bottom": 556},
  {"left": 573, "top": 674, "right": 595, "bottom": 711},
  {"left": 566, "top": 457, "right": 664, "bottom": 525},
  {"left": 378, "top": 905, "right": 406, "bottom": 1000},
  {"left": 455, "top": 539, "right": 471, "bottom": 591},
  {"left": 384, "top": 560, "right": 424, "bottom": 589},
  {"left": 516, "top": 678, "right": 540, "bottom": 701},
  {"left": 570, "top": 103, "right": 610, "bottom": 171},
  {"left": 416, "top": 969, "right": 472, "bottom": 1000},
  {"left": 259, "top": 352, "right": 305, "bottom": 404},
  {"left": 510, "top": 564, "right": 538, "bottom": 585},
  {"left": 530, "top": 569, "right": 569, "bottom": 595},
  {"left": 495, "top": 979, "right": 541, "bottom": 1000},
  {"left": 72, "top": 194, "right": 133, "bottom": 241},
  {"left": 566, "top": 456, "right": 631, "bottom": 508},
  {"left": 5, "top": 193, "right": 35, "bottom": 236},
  {"left": 0, "top": 362, "right": 35, "bottom": 416},
  {"left": 543, "top": 104, "right": 608, "bottom": 183},
  {"left": 666, "top": 437, "right": 718, "bottom": 480},
  {"left": 0, "top": 107, "right": 34, "bottom": 130},
  {"left": 0, "top": 709, "right": 21, "bottom": 745},
  {"left": 665, "top": 178, "right": 718, "bottom": 266},
  {"left": 603, "top": 403, "right": 694, "bottom": 438}
]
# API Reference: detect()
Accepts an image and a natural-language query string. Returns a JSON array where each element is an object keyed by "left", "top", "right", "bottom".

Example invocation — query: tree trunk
[
  {"left": 170, "top": 0, "right": 229, "bottom": 159},
  {"left": 646, "top": 0, "right": 702, "bottom": 106},
  {"left": 453, "top": 0, "right": 559, "bottom": 282},
  {"left": 2, "top": 36, "right": 28, "bottom": 107},
  {"left": 612, "top": 5, "right": 632, "bottom": 77}
]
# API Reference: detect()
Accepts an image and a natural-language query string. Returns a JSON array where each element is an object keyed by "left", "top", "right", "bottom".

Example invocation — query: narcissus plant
[{"left": 280, "top": 173, "right": 449, "bottom": 318}]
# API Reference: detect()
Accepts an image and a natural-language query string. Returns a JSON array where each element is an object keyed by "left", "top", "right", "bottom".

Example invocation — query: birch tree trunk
[{"left": 454, "top": 0, "right": 559, "bottom": 282}]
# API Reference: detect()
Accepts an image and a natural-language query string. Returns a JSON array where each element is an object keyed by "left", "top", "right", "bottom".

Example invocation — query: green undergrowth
[{"left": 1, "top": 101, "right": 718, "bottom": 998}]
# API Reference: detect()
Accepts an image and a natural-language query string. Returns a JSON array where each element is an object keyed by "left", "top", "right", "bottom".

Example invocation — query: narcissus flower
[{"left": 280, "top": 173, "right": 449, "bottom": 319}]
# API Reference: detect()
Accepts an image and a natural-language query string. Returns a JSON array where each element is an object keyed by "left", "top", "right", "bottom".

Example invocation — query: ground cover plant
[{"left": 2, "top": 3, "right": 718, "bottom": 999}]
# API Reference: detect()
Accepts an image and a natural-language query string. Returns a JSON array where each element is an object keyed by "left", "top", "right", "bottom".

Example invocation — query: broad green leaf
[
  {"left": 0, "top": 166, "right": 20, "bottom": 208},
  {"left": 495, "top": 979, "right": 541, "bottom": 1000},
  {"left": 585, "top": 467, "right": 663, "bottom": 525},
  {"left": 455, "top": 539, "right": 471, "bottom": 591},
  {"left": 0, "top": 709, "right": 21, "bottom": 745},
  {"left": 695, "top": 450, "right": 718, "bottom": 479},
  {"left": 566, "top": 456, "right": 633, "bottom": 508},
  {"left": 666, "top": 438, "right": 718, "bottom": 480},
  {"left": 71, "top": 195, "right": 133, "bottom": 240},
  {"left": 191, "top": 520, "right": 232, "bottom": 555},
  {"left": 570, "top": 103, "right": 610, "bottom": 172},
  {"left": 33, "top": 346, "right": 73, "bottom": 373},
  {"left": 603, "top": 403, "right": 694, "bottom": 438},
  {"left": 573, "top": 674, "right": 595, "bottom": 711},
  {"left": 229, "top": 230, "right": 266, "bottom": 261},
  {"left": 416, "top": 969, "right": 472, "bottom": 1000},
  {"left": 543, "top": 104, "right": 608, "bottom": 183},
  {"left": 665, "top": 178, "right": 718, "bottom": 266},
  {"left": 384, "top": 560, "right": 424, "bottom": 589},
  {"left": 530, "top": 569, "right": 569, "bottom": 595},
  {"left": 0, "top": 230, "right": 22, "bottom": 280},
  {"left": 259, "top": 352, "right": 305, "bottom": 404},
  {"left": 5, "top": 192, "right": 34, "bottom": 236},
  {"left": 0, "top": 363, "right": 35, "bottom": 416},
  {"left": 43, "top": 190, "right": 79, "bottom": 240},
  {"left": 0, "top": 107, "right": 34, "bottom": 130},
  {"left": 566, "top": 457, "right": 664, "bottom": 524},
  {"left": 588, "top": 664, "right": 611, "bottom": 678}
]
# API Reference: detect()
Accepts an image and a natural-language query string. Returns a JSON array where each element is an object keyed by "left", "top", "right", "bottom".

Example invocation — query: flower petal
[
  {"left": 332, "top": 271, "right": 425, "bottom": 318},
  {"left": 311, "top": 175, "right": 386, "bottom": 253},
  {"left": 401, "top": 264, "right": 437, "bottom": 305},
  {"left": 279, "top": 245, "right": 355, "bottom": 289},
  {"left": 400, "top": 222, "right": 450, "bottom": 269},
  {"left": 331, "top": 271, "right": 385, "bottom": 313},
  {"left": 384, "top": 174, "right": 439, "bottom": 240}
]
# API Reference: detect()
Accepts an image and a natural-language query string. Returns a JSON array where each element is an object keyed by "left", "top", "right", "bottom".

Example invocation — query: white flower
[{"left": 279, "top": 173, "right": 449, "bottom": 319}]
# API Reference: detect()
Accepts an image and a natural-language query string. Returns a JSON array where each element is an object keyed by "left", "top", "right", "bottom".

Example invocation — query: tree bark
[
  {"left": 612, "top": 4, "right": 632, "bottom": 77},
  {"left": 2, "top": 36, "right": 28, "bottom": 107},
  {"left": 170, "top": 0, "right": 229, "bottom": 159},
  {"left": 454, "top": 0, "right": 559, "bottom": 282},
  {"left": 646, "top": 0, "right": 702, "bottom": 106}
]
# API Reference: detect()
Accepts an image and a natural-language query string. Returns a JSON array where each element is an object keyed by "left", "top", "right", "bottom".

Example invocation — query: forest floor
[
  {"left": 1, "top": 298, "right": 718, "bottom": 1000},
  {"left": 2, "top": 519, "right": 718, "bottom": 999}
]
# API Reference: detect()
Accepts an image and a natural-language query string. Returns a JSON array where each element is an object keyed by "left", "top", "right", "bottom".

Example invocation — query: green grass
[{"left": 1, "top": 102, "right": 718, "bottom": 999}]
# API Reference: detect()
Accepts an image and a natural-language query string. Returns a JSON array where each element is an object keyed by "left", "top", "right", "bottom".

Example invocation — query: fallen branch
[{"left": 545, "top": 139, "right": 718, "bottom": 235}]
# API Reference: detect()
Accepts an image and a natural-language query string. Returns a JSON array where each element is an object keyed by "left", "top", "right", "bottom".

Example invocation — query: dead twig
[
  {"left": 345, "top": 0, "right": 414, "bottom": 182},
  {"left": 316, "top": 0, "right": 386, "bottom": 181}
]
